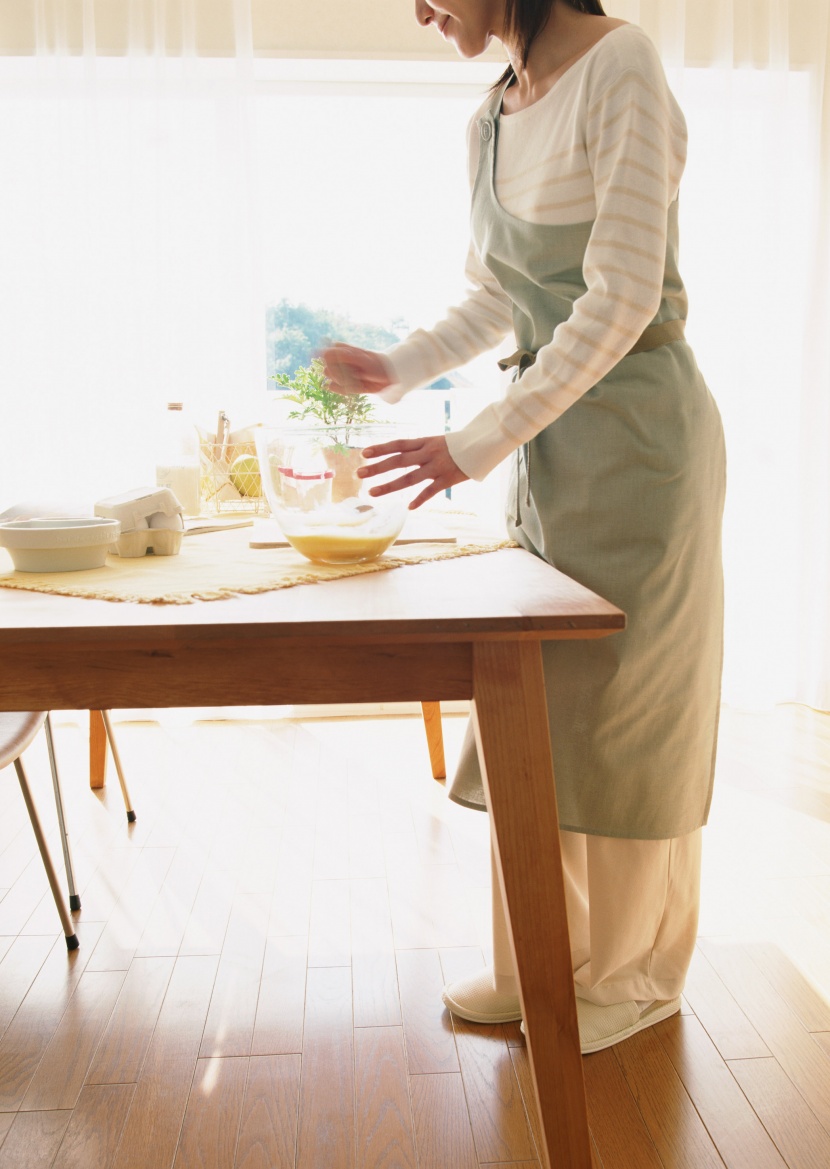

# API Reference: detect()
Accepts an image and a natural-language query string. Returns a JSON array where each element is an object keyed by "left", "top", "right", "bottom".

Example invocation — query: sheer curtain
[
  {"left": 0, "top": 0, "right": 828, "bottom": 711},
  {"left": 0, "top": 0, "right": 265, "bottom": 509}
]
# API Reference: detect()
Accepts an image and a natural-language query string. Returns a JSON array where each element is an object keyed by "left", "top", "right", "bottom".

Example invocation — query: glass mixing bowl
[{"left": 254, "top": 424, "right": 411, "bottom": 565}]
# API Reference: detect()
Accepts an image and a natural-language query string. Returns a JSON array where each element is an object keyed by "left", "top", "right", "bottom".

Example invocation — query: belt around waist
[{"left": 497, "top": 318, "right": 686, "bottom": 373}]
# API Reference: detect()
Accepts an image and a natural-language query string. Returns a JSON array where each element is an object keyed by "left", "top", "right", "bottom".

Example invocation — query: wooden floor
[{"left": 0, "top": 703, "right": 829, "bottom": 1168}]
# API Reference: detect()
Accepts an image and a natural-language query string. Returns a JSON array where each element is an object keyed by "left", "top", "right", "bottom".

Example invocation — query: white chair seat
[{"left": 0, "top": 711, "right": 46, "bottom": 770}]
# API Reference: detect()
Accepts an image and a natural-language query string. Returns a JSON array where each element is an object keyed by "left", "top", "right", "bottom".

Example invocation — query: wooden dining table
[{"left": 0, "top": 544, "right": 623, "bottom": 1169}]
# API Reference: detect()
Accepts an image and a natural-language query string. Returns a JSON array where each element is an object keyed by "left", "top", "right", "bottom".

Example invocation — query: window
[{"left": 0, "top": 56, "right": 507, "bottom": 522}]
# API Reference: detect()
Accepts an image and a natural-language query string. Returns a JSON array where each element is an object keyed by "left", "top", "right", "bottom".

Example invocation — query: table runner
[{"left": 0, "top": 526, "right": 514, "bottom": 605}]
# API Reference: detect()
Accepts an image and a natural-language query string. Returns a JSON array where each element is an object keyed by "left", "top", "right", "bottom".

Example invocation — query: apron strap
[
  {"left": 497, "top": 349, "right": 537, "bottom": 374},
  {"left": 627, "top": 317, "right": 686, "bottom": 355},
  {"left": 497, "top": 318, "right": 686, "bottom": 372}
]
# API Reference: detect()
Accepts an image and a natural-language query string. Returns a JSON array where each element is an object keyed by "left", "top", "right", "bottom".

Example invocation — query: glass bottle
[{"left": 154, "top": 402, "right": 201, "bottom": 516}]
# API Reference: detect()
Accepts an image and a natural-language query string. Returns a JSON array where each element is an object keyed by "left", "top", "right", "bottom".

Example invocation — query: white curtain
[
  {"left": 0, "top": 0, "right": 829, "bottom": 711},
  {"left": 0, "top": 0, "right": 265, "bottom": 510}
]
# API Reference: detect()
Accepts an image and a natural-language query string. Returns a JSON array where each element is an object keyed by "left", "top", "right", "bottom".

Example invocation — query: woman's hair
[{"left": 492, "top": 0, "right": 608, "bottom": 90}]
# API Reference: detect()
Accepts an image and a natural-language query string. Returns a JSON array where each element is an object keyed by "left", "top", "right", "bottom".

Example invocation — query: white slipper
[
  {"left": 577, "top": 998, "right": 680, "bottom": 1053},
  {"left": 519, "top": 997, "right": 681, "bottom": 1053},
  {"left": 441, "top": 967, "right": 522, "bottom": 1024}
]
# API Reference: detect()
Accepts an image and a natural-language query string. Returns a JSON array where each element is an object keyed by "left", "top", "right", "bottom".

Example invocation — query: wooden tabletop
[{"left": 0, "top": 546, "right": 623, "bottom": 644}]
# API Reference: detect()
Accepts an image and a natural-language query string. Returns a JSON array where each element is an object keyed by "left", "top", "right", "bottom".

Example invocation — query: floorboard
[
  {"left": 354, "top": 1027, "right": 417, "bottom": 1169},
  {"left": 0, "top": 1110, "right": 70, "bottom": 1169},
  {"left": 235, "top": 1053, "right": 301, "bottom": 1169},
  {"left": 172, "top": 1056, "right": 247, "bottom": 1169},
  {"left": 295, "top": 966, "right": 355, "bottom": 1169}
]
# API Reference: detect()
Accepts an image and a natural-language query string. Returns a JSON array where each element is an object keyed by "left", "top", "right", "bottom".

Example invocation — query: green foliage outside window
[{"left": 265, "top": 299, "right": 403, "bottom": 381}]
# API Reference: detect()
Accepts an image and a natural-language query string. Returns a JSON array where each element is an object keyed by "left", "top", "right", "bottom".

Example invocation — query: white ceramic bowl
[
  {"left": 255, "top": 425, "right": 411, "bottom": 565},
  {"left": 0, "top": 517, "right": 121, "bottom": 572}
]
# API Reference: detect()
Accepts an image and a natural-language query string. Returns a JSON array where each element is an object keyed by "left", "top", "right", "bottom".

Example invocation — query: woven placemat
[{"left": 0, "top": 526, "right": 515, "bottom": 605}]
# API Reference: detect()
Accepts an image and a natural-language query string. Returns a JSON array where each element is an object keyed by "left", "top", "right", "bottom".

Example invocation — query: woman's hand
[
  {"left": 319, "top": 342, "right": 396, "bottom": 397},
  {"left": 359, "top": 434, "right": 469, "bottom": 510}
]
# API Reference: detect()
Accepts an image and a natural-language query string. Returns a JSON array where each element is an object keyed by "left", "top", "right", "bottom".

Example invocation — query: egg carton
[{"left": 94, "top": 487, "right": 185, "bottom": 557}]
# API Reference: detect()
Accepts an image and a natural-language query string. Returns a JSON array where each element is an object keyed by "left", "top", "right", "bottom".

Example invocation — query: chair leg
[
  {"left": 89, "top": 710, "right": 108, "bottom": 790},
  {"left": 101, "top": 711, "right": 137, "bottom": 823},
  {"left": 421, "top": 701, "right": 446, "bottom": 781},
  {"left": 13, "top": 757, "right": 79, "bottom": 951},
  {"left": 44, "top": 714, "right": 81, "bottom": 912}
]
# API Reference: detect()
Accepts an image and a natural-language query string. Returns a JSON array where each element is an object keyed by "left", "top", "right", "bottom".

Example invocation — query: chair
[{"left": 0, "top": 711, "right": 79, "bottom": 950}]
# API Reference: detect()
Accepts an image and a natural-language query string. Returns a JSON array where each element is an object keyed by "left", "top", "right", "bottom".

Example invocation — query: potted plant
[{"left": 272, "top": 358, "right": 379, "bottom": 503}]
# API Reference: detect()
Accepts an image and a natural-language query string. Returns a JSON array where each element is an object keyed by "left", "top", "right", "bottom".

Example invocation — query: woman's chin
[{"left": 454, "top": 36, "right": 491, "bottom": 60}]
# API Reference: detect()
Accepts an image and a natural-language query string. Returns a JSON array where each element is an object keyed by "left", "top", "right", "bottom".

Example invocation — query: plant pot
[{"left": 322, "top": 445, "right": 365, "bottom": 504}]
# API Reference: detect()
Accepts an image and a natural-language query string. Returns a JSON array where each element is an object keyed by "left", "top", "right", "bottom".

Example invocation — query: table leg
[
  {"left": 89, "top": 710, "right": 107, "bottom": 790},
  {"left": 471, "top": 640, "right": 591, "bottom": 1169},
  {"left": 420, "top": 701, "right": 446, "bottom": 780}
]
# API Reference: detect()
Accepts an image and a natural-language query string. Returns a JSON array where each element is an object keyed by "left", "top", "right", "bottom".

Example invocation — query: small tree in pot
[{"left": 272, "top": 359, "right": 379, "bottom": 503}]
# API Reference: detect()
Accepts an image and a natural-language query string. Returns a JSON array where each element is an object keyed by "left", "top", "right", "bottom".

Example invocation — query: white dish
[{"left": 0, "top": 517, "right": 121, "bottom": 572}]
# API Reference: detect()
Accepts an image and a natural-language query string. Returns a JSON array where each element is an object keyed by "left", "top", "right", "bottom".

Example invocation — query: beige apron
[{"left": 450, "top": 89, "right": 726, "bottom": 839}]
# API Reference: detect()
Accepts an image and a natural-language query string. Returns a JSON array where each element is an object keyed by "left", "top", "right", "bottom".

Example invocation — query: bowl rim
[
  {"left": 0, "top": 517, "right": 121, "bottom": 550},
  {"left": 0, "top": 517, "right": 120, "bottom": 531},
  {"left": 256, "top": 422, "right": 407, "bottom": 442}
]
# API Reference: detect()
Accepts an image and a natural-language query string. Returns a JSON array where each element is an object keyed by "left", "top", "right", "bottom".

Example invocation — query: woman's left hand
[{"left": 359, "top": 434, "right": 469, "bottom": 510}]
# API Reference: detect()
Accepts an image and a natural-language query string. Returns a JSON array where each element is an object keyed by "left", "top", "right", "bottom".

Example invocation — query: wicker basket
[{"left": 198, "top": 427, "right": 268, "bottom": 516}]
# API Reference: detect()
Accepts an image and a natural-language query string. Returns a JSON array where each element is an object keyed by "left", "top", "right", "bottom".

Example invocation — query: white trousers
[{"left": 492, "top": 828, "right": 702, "bottom": 1006}]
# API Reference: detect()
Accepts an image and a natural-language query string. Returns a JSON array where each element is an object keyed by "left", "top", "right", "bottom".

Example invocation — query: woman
[{"left": 321, "top": 0, "right": 725, "bottom": 1054}]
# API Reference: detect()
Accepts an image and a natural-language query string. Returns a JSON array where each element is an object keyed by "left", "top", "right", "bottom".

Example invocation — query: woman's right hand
[{"left": 319, "top": 342, "right": 396, "bottom": 397}]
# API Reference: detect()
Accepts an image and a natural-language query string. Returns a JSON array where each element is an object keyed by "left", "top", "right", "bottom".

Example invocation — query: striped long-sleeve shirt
[{"left": 383, "top": 24, "right": 689, "bottom": 481}]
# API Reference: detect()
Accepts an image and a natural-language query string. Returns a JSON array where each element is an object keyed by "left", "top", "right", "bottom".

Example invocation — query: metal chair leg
[
  {"left": 13, "top": 756, "right": 79, "bottom": 951},
  {"left": 43, "top": 713, "right": 81, "bottom": 912},
  {"left": 101, "top": 711, "right": 137, "bottom": 823}
]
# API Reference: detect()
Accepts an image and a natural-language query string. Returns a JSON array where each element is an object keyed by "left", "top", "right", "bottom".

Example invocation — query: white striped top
[{"left": 383, "top": 24, "right": 689, "bottom": 482}]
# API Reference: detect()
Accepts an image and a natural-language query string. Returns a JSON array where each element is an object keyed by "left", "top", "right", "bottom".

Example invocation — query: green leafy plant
[{"left": 272, "top": 358, "right": 378, "bottom": 444}]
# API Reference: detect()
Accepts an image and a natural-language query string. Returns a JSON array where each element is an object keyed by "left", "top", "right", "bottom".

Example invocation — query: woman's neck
[{"left": 503, "top": 4, "right": 625, "bottom": 113}]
